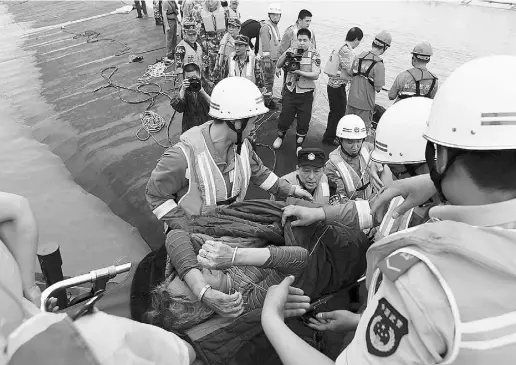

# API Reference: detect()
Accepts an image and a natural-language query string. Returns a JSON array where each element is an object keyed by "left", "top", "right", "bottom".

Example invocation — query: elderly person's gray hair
[{"left": 144, "top": 279, "right": 215, "bottom": 331}]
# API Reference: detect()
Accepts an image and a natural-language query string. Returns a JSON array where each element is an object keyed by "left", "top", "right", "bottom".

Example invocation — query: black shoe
[{"left": 322, "top": 138, "right": 339, "bottom": 146}]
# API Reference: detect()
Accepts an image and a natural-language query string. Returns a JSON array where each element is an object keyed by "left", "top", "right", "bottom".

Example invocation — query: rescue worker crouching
[
  {"left": 324, "top": 115, "right": 375, "bottom": 202},
  {"left": 370, "top": 97, "right": 439, "bottom": 241},
  {"left": 215, "top": 17, "right": 241, "bottom": 79},
  {"left": 264, "top": 55, "right": 516, "bottom": 365},
  {"left": 278, "top": 148, "right": 330, "bottom": 205},
  {"left": 346, "top": 30, "right": 391, "bottom": 132},
  {"left": 192, "top": 0, "right": 227, "bottom": 84},
  {"left": 388, "top": 41, "right": 438, "bottom": 101},
  {"left": 272, "top": 28, "right": 321, "bottom": 155},
  {"left": 146, "top": 77, "right": 312, "bottom": 317},
  {"left": 174, "top": 17, "right": 204, "bottom": 78},
  {"left": 259, "top": 3, "right": 283, "bottom": 109},
  {"left": 226, "top": 35, "right": 265, "bottom": 91}
]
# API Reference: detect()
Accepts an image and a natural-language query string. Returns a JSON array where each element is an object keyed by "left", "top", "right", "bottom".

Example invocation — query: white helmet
[
  {"left": 209, "top": 77, "right": 269, "bottom": 120},
  {"left": 424, "top": 55, "right": 516, "bottom": 150},
  {"left": 371, "top": 97, "right": 432, "bottom": 164},
  {"left": 336, "top": 115, "right": 367, "bottom": 140},
  {"left": 268, "top": 3, "right": 282, "bottom": 14}
]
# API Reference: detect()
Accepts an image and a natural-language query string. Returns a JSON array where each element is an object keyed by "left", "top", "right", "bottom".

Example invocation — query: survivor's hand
[
  {"left": 45, "top": 297, "right": 60, "bottom": 313},
  {"left": 307, "top": 310, "right": 361, "bottom": 333},
  {"left": 197, "top": 240, "right": 235, "bottom": 269},
  {"left": 262, "top": 276, "right": 311, "bottom": 322},
  {"left": 292, "top": 186, "right": 313, "bottom": 201},
  {"left": 203, "top": 288, "right": 244, "bottom": 317},
  {"left": 371, "top": 174, "right": 436, "bottom": 220},
  {"left": 281, "top": 206, "right": 325, "bottom": 227},
  {"left": 291, "top": 69, "right": 302, "bottom": 76}
]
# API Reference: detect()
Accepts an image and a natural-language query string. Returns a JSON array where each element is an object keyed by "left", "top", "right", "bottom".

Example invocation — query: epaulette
[{"left": 377, "top": 251, "right": 421, "bottom": 282}]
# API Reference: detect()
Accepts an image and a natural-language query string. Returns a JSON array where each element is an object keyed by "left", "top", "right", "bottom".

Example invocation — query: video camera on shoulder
[
  {"left": 284, "top": 48, "right": 304, "bottom": 72},
  {"left": 188, "top": 77, "right": 201, "bottom": 92}
]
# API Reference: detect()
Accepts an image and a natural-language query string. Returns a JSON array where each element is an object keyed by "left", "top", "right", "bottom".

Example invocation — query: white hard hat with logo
[
  {"left": 336, "top": 115, "right": 367, "bottom": 140},
  {"left": 268, "top": 3, "right": 282, "bottom": 14},
  {"left": 209, "top": 77, "right": 269, "bottom": 120},
  {"left": 372, "top": 97, "right": 432, "bottom": 164},
  {"left": 424, "top": 55, "right": 516, "bottom": 150}
]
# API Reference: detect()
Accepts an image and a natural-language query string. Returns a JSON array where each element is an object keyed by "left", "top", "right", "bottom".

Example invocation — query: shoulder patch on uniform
[
  {"left": 366, "top": 298, "right": 408, "bottom": 357},
  {"left": 377, "top": 251, "right": 420, "bottom": 282}
]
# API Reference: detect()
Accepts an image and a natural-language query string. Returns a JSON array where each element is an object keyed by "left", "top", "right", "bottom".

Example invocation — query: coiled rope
[{"left": 94, "top": 65, "right": 180, "bottom": 148}]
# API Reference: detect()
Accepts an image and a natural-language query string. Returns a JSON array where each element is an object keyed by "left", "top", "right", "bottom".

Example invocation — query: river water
[
  {"left": 0, "top": 4, "right": 149, "bottom": 276},
  {"left": 0, "top": 1, "right": 515, "bottom": 275}
]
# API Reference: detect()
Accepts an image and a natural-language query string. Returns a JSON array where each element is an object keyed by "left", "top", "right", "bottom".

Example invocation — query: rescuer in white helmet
[
  {"left": 146, "top": 77, "right": 312, "bottom": 316},
  {"left": 262, "top": 55, "right": 516, "bottom": 365},
  {"left": 324, "top": 114, "right": 374, "bottom": 201}
]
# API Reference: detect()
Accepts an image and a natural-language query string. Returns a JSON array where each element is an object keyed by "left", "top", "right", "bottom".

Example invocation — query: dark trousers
[
  {"left": 323, "top": 84, "right": 347, "bottom": 141},
  {"left": 134, "top": 1, "right": 147, "bottom": 17},
  {"left": 278, "top": 88, "right": 314, "bottom": 136}
]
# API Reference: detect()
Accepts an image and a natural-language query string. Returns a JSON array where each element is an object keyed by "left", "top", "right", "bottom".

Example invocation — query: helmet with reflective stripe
[
  {"left": 424, "top": 55, "right": 516, "bottom": 150},
  {"left": 373, "top": 30, "right": 392, "bottom": 48},
  {"left": 268, "top": 3, "right": 282, "bottom": 14},
  {"left": 412, "top": 41, "right": 433, "bottom": 61},
  {"left": 182, "top": 17, "right": 197, "bottom": 35},
  {"left": 209, "top": 77, "right": 269, "bottom": 120},
  {"left": 371, "top": 97, "right": 432, "bottom": 164},
  {"left": 336, "top": 115, "right": 367, "bottom": 140}
]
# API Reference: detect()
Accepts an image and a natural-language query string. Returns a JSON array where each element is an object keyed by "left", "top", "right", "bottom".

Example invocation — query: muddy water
[{"left": 0, "top": 4, "right": 149, "bottom": 276}]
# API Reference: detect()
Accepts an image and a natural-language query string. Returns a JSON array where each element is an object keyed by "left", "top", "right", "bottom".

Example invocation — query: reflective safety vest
[
  {"left": 281, "top": 171, "right": 330, "bottom": 205},
  {"left": 200, "top": 5, "right": 226, "bottom": 33},
  {"left": 175, "top": 39, "right": 203, "bottom": 71},
  {"left": 259, "top": 20, "right": 281, "bottom": 59},
  {"left": 398, "top": 68, "right": 438, "bottom": 100},
  {"left": 369, "top": 231, "right": 516, "bottom": 364},
  {"left": 152, "top": 122, "right": 252, "bottom": 218},
  {"left": 328, "top": 146, "right": 372, "bottom": 200},
  {"left": 352, "top": 51, "right": 383, "bottom": 88},
  {"left": 228, "top": 51, "right": 257, "bottom": 83},
  {"left": 296, "top": 48, "right": 316, "bottom": 90},
  {"left": 374, "top": 196, "right": 415, "bottom": 241}
]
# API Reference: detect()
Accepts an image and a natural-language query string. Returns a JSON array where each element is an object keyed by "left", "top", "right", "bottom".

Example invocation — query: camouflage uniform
[{"left": 192, "top": 3, "right": 227, "bottom": 84}]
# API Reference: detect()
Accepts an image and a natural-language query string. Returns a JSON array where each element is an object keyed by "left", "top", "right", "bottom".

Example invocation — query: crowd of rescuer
[
  {"left": 260, "top": 55, "right": 516, "bottom": 365},
  {"left": 171, "top": 63, "right": 211, "bottom": 133}
]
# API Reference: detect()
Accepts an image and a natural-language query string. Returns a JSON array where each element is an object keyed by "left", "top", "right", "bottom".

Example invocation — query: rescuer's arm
[{"left": 145, "top": 147, "right": 189, "bottom": 221}]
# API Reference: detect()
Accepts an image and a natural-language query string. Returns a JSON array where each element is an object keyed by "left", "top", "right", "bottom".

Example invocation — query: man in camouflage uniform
[{"left": 192, "top": 0, "right": 227, "bottom": 84}]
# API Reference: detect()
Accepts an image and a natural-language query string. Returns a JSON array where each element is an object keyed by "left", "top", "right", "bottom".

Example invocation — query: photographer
[
  {"left": 273, "top": 28, "right": 321, "bottom": 155},
  {"left": 171, "top": 63, "right": 211, "bottom": 133}
]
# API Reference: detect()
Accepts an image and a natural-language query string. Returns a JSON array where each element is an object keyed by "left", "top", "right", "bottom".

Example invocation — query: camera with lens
[
  {"left": 188, "top": 78, "right": 201, "bottom": 92},
  {"left": 284, "top": 48, "right": 304, "bottom": 72}
]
